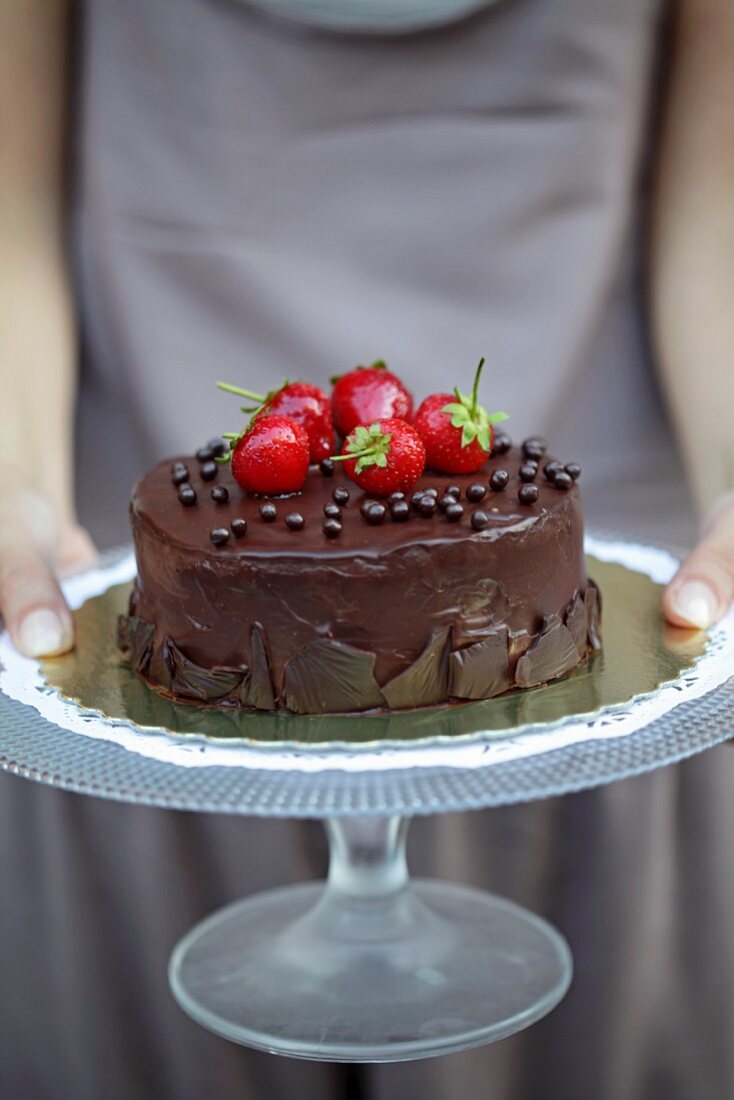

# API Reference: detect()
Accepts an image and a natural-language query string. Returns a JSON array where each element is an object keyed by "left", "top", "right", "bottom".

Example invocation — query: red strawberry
[
  {"left": 413, "top": 358, "right": 508, "bottom": 475},
  {"left": 218, "top": 380, "right": 333, "bottom": 464},
  {"left": 331, "top": 361, "right": 414, "bottom": 438},
  {"left": 229, "top": 415, "right": 310, "bottom": 495},
  {"left": 333, "top": 418, "right": 425, "bottom": 496}
]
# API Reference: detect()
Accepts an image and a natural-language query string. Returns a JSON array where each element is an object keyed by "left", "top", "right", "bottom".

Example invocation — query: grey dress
[{"left": 2, "top": 1, "right": 733, "bottom": 1097}]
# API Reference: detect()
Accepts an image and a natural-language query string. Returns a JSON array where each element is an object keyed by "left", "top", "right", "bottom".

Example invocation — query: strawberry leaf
[{"left": 440, "top": 359, "right": 509, "bottom": 454}]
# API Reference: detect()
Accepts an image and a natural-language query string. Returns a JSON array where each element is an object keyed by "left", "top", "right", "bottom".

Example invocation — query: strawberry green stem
[
  {"left": 217, "top": 381, "right": 266, "bottom": 402},
  {"left": 330, "top": 449, "right": 373, "bottom": 462},
  {"left": 471, "top": 357, "right": 486, "bottom": 418}
]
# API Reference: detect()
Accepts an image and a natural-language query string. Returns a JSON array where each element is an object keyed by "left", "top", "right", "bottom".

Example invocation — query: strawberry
[
  {"left": 333, "top": 418, "right": 425, "bottom": 496},
  {"left": 331, "top": 361, "right": 414, "bottom": 438},
  {"left": 227, "top": 415, "right": 310, "bottom": 495},
  {"left": 412, "top": 358, "right": 508, "bottom": 475},
  {"left": 218, "top": 379, "right": 333, "bottom": 464}
]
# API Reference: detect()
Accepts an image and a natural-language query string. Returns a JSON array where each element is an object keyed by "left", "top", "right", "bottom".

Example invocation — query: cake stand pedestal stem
[{"left": 169, "top": 812, "right": 573, "bottom": 1062}]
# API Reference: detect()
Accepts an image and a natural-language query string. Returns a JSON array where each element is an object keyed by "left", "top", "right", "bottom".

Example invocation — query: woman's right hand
[{"left": 0, "top": 485, "right": 97, "bottom": 657}]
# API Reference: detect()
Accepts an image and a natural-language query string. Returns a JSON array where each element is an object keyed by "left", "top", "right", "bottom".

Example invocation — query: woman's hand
[
  {"left": 0, "top": 486, "right": 96, "bottom": 657},
  {"left": 665, "top": 494, "right": 734, "bottom": 629}
]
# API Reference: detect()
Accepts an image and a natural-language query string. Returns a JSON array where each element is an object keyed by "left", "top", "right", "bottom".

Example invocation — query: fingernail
[
  {"left": 671, "top": 579, "right": 718, "bottom": 629},
  {"left": 17, "top": 609, "right": 72, "bottom": 657}
]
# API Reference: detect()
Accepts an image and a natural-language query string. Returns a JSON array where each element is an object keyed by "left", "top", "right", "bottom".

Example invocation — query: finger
[
  {"left": 0, "top": 545, "right": 74, "bottom": 657},
  {"left": 0, "top": 489, "right": 74, "bottom": 657},
  {"left": 664, "top": 496, "right": 734, "bottom": 629},
  {"left": 57, "top": 523, "right": 98, "bottom": 578}
]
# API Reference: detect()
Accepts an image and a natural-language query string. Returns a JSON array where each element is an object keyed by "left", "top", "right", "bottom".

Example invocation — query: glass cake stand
[{"left": 0, "top": 534, "right": 733, "bottom": 1062}]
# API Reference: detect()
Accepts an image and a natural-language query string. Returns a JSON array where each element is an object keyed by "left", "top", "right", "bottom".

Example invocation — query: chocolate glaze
[{"left": 125, "top": 446, "right": 600, "bottom": 713}]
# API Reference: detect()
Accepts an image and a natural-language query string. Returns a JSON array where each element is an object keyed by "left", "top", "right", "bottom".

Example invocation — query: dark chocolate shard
[
  {"left": 163, "top": 638, "right": 245, "bottom": 701},
  {"left": 116, "top": 614, "right": 155, "bottom": 674},
  {"left": 565, "top": 591, "right": 589, "bottom": 657},
  {"left": 283, "top": 639, "right": 385, "bottom": 715},
  {"left": 449, "top": 627, "right": 510, "bottom": 700},
  {"left": 585, "top": 580, "right": 602, "bottom": 651},
  {"left": 241, "top": 623, "right": 276, "bottom": 711},
  {"left": 515, "top": 618, "right": 580, "bottom": 688},
  {"left": 382, "top": 628, "right": 451, "bottom": 709}
]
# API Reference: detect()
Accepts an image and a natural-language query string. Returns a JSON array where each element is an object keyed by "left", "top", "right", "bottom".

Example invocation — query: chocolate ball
[
  {"left": 565, "top": 462, "right": 582, "bottom": 481},
  {"left": 466, "top": 483, "right": 487, "bottom": 503},
  {"left": 324, "top": 502, "right": 342, "bottom": 519},
  {"left": 518, "top": 484, "right": 539, "bottom": 504},
  {"left": 390, "top": 501, "right": 410, "bottom": 522},
  {"left": 522, "top": 437, "right": 548, "bottom": 460},
  {"left": 364, "top": 503, "right": 387, "bottom": 525},
  {"left": 320, "top": 458, "right": 335, "bottom": 477},
  {"left": 445, "top": 502, "right": 464, "bottom": 522},
  {"left": 209, "top": 527, "right": 230, "bottom": 546},
  {"left": 231, "top": 518, "right": 248, "bottom": 537},
  {"left": 285, "top": 512, "right": 305, "bottom": 531},
  {"left": 323, "top": 518, "right": 342, "bottom": 538},
  {"left": 200, "top": 460, "right": 218, "bottom": 482},
  {"left": 333, "top": 486, "right": 350, "bottom": 506},
  {"left": 489, "top": 469, "right": 509, "bottom": 491},
  {"left": 178, "top": 486, "right": 197, "bottom": 506},
  {"left": 553, "top": 471, "right": 573, "bottom": 491},
  {"left": 260, "top": 502, "right": 278, "bottom": 522},
  {"left": 471, "top": 510, "right": 489, "bottom": 530},
  {"left": 519, "top": 463, "right": 538, "bottom": 483},
  {"left": 211, "top": 485, "right": 229, "bottom": 504}
]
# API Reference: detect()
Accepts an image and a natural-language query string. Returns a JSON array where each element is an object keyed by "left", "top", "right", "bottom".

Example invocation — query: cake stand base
[{"left": 169, "top": 816, "right": 572, "bottom": 1062}]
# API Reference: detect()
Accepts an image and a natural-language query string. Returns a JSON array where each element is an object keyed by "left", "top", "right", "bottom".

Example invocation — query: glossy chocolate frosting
[{"left": 122, "top": 447, "right": 600, "bottom": 714}]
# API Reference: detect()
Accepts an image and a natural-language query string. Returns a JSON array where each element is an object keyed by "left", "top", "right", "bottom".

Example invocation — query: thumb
[
  {"left": 664, "top": 493, "right": 734, "bottom": 629},
  {"left": 0, "top": 489, "right": 82, "bottom": 658}
]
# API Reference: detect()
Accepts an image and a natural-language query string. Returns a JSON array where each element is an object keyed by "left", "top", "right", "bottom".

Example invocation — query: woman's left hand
[{"left": 664, "top": 494, "right": 734, "bottom": 629}]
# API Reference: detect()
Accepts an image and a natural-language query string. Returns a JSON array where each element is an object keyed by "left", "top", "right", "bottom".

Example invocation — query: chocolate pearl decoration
[
  {"left": 171, "top": 466, "right": 190, "bottom": 486},
  {"left": 364, "top": 503, "right": 387, "bottom": 525},
  {"left": 200, "top": 460, "right": 218, "bottom": 482},
  {"left": 285, "top": 512, "right": 305, "bottom": 531},
  {"left": 411, "top": 491, "right": 425, "bottom": 512},
  {"left": 211, "top": 485, "right": 229, "bottom": 504},
  {"left": 489, "top": 469, "right": 509, "bottom": 491},
  {"left": 445, "top": 502, "right": 464, "bottom": 522},
  {"left": 390, "top": 500, "right": 410, "bottom": 522},
  {"left": 444, "top": 485, "right": 461, "bottom": 498},
  {"left": 417, "top": 494, "right": 438, "bottom": 517},
  {"left": 519, "top": 463, "right": 538, "bottom": 483},
  {"left": 260, "top": 502, "right": 278, "bottom": 522},
  {"left": 178, "top": 485, "right": 197, "bottom": 506},
  {"left": 387, "top": 491, "right": 405, "bottom": 504},
  {"left": 424, "top": 487, "right": 439, "bottom": 499},
  {"left": 360, "top": 499, "right": 377, "bottom": 518},
  {"left": 518, "top": 484, "right": 539, "bottom": 504},
  {"left": 565, "top": 462, "right": 582, "bottom": 481},
  {"left": 324, "top": 502, "right": 342, "bottom": 519},
  {"left": 196, "top": 445, "right": 214, "bottom": 463},
  {"left": 471, "top": 510, "right": 489, "bottom": 530},
  {"left": 333, "top": 486, "right": 350, "bottom": 506},
  {"left": 522, "top": 437, "right": 548, "bottom": 460},
  {"left": 543, "top": 461, "right": 564, "bottom": 481},
  {"left": 209, "top": 527, "right": 230, "bottom": 546},
  {"left": 320, "top": 458, "right": 335, "bottom": 477},
  {"left": 553, "top": 471, "right": 573, "bottom": 491},
  {"left": 492, "top": 432, "right": 511, "bottom": 455},
  {"left": 208, "top": 437, "right": 228, "bottom": 458},
  {"left": 466, "top": 483, "right": 487, "bottom": 503},
  {"left": 323, "top": 518, "right": 342, "bottom": 538},
  {"left": 438, "top": 494, "right": 457, "bottom": 512},
  {"left": 231, "top": 518, "right": 248, "bottom": 537}
]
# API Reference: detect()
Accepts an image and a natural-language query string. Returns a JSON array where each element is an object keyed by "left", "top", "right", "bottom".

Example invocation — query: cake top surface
[{"left": 132, "top": 444, "right": 581, "bottom": 560}]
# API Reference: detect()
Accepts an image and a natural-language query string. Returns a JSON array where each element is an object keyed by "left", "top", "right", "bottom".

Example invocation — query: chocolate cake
[{"left": 119, "top": 441, "right": 601, "bottom": 715}]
